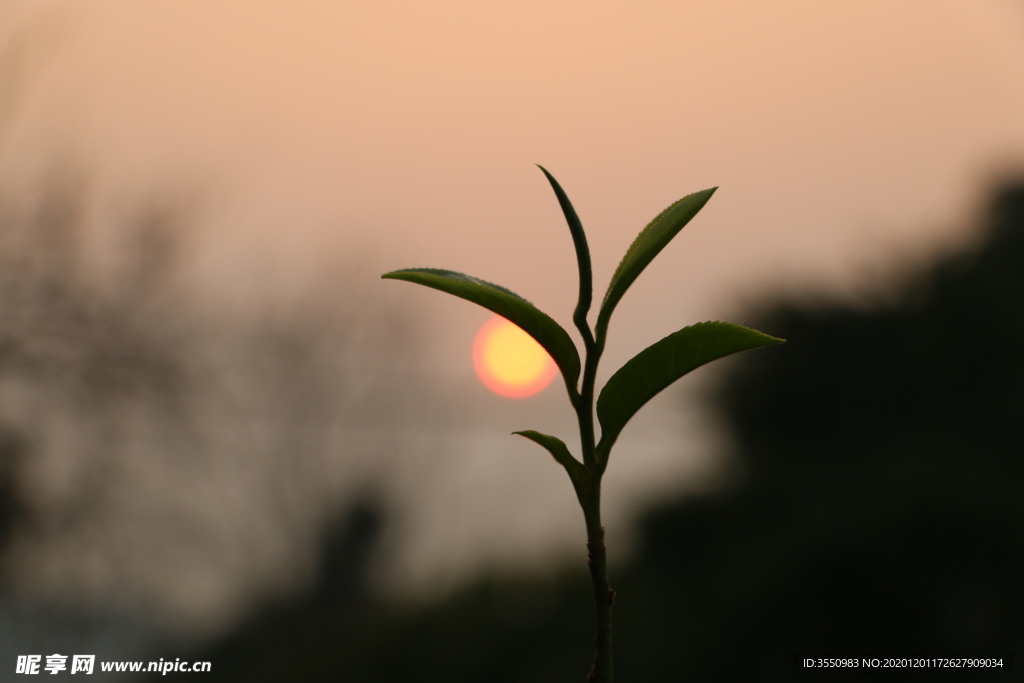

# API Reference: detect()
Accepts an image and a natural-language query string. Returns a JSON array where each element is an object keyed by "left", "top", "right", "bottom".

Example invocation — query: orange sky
[
  {"left": 6, "top": 2, "right": 1024, "bottom": 344},
  {"left": 4, "top": 0, "right": 1024, "bottom": 595}
]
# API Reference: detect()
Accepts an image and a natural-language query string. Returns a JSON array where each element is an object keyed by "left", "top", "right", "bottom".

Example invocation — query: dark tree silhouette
[{"left": 617, "top": 181, "right": 1024, "bottom": 680}]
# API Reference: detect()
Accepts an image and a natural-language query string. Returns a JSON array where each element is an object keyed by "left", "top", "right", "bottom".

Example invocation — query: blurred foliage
[
  {"left": 0, "top": 170, "right": 423, "bottom": 647},
  {"left": 194, "top": 180, "right": 1024, "bottom": 681}
]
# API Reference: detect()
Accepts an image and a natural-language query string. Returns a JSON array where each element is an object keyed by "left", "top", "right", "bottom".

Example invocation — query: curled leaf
[{"left": 537, "top": 165, "right": 594, "bottom": 347}]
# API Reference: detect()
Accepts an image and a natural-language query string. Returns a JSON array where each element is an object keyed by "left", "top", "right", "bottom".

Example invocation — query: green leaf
[
  {"left": 381, "top": 268, "right": 581, "bottom": 392},
  {"left": 537, "top": 165, "right": 594, "bottom": 346},
  {"left": 596, "top": 321, "right": 783, "bottom": 456},
  {"left": 596, "top": 187, "right": 717, "bottom": 339},
  {"left": 513, "top": 430, "right": 590, "bottom": 505}
]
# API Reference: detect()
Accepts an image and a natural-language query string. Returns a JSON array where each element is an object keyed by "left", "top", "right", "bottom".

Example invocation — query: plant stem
[
  {"left": 578, "top": 327, "right": 612, "bottom": 682},
  {"left": 584, "top": 492, "right": 614, "bottom": 683}
]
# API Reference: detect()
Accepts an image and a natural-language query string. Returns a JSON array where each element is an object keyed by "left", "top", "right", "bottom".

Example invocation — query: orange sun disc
[{"left": 472, "top": 315, "right": 557, "bottom": 398}]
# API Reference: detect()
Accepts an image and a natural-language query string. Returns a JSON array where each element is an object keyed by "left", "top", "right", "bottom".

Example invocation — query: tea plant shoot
[{"left": 382, "top": 166, "right": 784, "bottom": 682}]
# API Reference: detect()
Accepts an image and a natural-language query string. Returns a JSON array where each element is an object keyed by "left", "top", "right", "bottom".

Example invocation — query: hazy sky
[
  {"left": 6, "top": 2, "right": 1024, "bottom": 347},
  {"left": 4, "top": 0, "right": 1024, "bottom": 597}
]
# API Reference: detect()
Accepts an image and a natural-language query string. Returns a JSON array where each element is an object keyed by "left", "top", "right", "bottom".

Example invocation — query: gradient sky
[
  {"left": 4, "top": 0, "right": 1024, "bottom": 599},
  {"left": 7, "top": 2, "right": 1024, "bottom": 351}
]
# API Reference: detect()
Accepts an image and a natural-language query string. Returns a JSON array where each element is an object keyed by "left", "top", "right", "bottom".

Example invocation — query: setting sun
[{"left": 472, "top": 315, "right": 557, "bottom": 398}]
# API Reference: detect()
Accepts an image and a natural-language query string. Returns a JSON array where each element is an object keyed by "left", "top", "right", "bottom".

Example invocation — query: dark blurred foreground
[{"left": 4, "top": 180, "right": 1024, "bottom": 681}]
